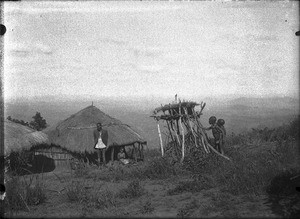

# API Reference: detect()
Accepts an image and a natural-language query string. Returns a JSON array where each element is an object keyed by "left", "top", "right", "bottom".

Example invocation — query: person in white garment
[{"left": 93, "top": 122, "right": 108, "bottom": 166}]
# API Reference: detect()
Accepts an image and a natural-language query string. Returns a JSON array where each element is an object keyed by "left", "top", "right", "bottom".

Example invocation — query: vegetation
[
  {"left": 5, "top": 174, "right": 47, "bottom": 214},
  {"left": 117, "top": 180, "right": 145, "bottom": 199},
  {"left": 4, "top": 116, "right": 299, "bottom": 217},
  {"left": 7, "top": 112, "right": 47, "bottom": 131}
]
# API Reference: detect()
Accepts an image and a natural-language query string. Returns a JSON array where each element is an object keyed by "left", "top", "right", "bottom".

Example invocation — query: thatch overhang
[
  {"left": 45, "top": 105, "right": 147, "bottom": 153},
  {"left": 4, "top": 120, "right": 49, "bottom": 156}
]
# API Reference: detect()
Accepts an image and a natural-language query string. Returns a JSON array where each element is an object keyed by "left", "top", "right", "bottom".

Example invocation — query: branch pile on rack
[{"left": 151, "top": 98, "right": 230, "bottom": 163}]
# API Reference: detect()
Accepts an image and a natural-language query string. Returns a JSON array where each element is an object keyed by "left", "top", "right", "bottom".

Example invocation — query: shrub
[
  {"left": 142, "top": 156, "right": 183, "bottom": 180},
  {"left": 93, "top": 189, "right": 117, "bottom": 209},
  {"left": 71, "top": 159, "right": 92, "bottom": 178},
  {"left": 25, "top": 181, "right": 46, "bottom": 206},
  {"left": 139, "top": 199, "right": 155, "bottom": 214},
  {"left": 177, "top": 199, "right": 198, "bottom": 218},
  {"left": 182, "top": 133, "right": 299, "bottom": 197},
  {"left": 117, "top": 180, "right": 144, "bottom": 199},
  {"left": 65, "top": 180, "right": 87, "bottom": 203},
  {"left": 266, "top": 170, "right": 300, "bottom": 218},
  {"left": 286, "top": 115, "right": 299, "bottom": 139},
  {"left": 5, "top": 175, "right": 47, "bottom": 213},
  {"left": 5, "top": 177, "right": 27, "bottom": 212}
]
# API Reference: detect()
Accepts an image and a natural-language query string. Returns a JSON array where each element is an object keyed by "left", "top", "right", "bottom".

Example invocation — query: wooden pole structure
[
  {"left": 163, "top": 109, "right": 174, "bottom": 142},
  {"left": 192, "top": 108, "right": 210, "bottom": 153},
  {"left": 133, "top": 143, "right": 138, "bottom": 162},
  {"left": 179, "top": 103, "right": 185, "bottom": 163},
  {"left": 157, "top": 122, "right": 164, "bottom": 157},
  {"left": 141, "top": 143, "right": 144, "bottom": 160},
  {"left": 169, "top": 108, "right": 181, "bottom": 159},
  {"left": 111, "top": 147, "right": 114, "bottom": 162},
  {"left": 184, "top": 107, "right": 198, "bottom": 148}
]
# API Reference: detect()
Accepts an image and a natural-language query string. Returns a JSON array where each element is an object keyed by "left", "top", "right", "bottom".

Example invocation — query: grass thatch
[
  {"left": 4, "top": 120, "right": 49, "bottom": 156},
  {"left": 45, "top": 105, "right": 147, "bottom": 153}
]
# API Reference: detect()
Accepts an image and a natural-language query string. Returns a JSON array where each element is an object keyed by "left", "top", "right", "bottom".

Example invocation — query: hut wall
[{"left": 34, "top": 147, "right": 73, "bottom": 169}]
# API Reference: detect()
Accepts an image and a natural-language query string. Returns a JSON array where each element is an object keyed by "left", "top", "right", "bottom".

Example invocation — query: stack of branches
[{"left": 151, "top": 99, "right": 230, "bottom": 163}]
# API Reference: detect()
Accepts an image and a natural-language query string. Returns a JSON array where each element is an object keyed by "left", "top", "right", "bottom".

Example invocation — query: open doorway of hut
[
  {"left": 103, "top": 144, "right": 145, "bottom": 164},
  {"left": 7, "top": 152, "right": 56, "bottom": 175}
]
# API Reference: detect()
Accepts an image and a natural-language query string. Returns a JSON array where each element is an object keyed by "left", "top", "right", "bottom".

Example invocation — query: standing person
[
  {"left": 217, "top": 119, "right": 226, "bottom": 155},
  {"left": 204, "top": 116, "right": 223, "bottom": 153},
  {"left": 94, "top": 122, "right": 108, "bottom": 166}
]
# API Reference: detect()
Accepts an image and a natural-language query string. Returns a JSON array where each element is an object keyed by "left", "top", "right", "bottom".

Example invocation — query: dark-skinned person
[
  {"left": 217, "top": 118, "right": 226, "bottom": 155},
  {"left": 93, "top": 122, "right": 108, "bottom": 166}
]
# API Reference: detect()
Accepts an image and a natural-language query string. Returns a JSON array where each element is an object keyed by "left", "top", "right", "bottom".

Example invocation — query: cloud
[
  {"left": 9, "top": 43, "right": 53, "bottom": 56},
  {"left": 246, "top": 34, "right": 278, "bottom": 42},
  {"left": 138, "top": 64, "right": 165, "bottom": 73},
  {"left": 5, "top": 2, "right": 182, "bottom": 15},
  {"left": 99, "top": 38, "right": 127, "bottom": 46},
  {"left": 131, "top": 46, "right": 164, "bottom": 58}
]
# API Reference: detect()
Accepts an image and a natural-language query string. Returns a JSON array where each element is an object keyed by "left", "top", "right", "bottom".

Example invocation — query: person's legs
[
  {"left": 219, "top": 140, "right": 225, "bottom": 154},
  {"left": 97, "top": 149, "right": 101, "bottom": 167},
  {"left": 215, "top": 141, "right": 221, "bottom": 153},
  {"left": 102, "top": 148, "right": 106, "bottom": 164}
]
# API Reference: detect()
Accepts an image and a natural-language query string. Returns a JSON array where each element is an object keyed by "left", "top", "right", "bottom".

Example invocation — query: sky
[{"left": 3, "top": 1, "right": 299, "bottom": 102}]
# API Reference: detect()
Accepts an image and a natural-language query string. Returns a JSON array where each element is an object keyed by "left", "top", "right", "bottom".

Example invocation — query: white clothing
[{"left": 95, "top": 133, "right": 107, "bottom": 149}]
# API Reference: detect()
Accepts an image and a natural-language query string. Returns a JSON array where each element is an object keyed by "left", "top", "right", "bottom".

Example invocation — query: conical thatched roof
[
  {"left": 4, "top": 120, "right": 49, "bottom": 156},
  {"left": 45, "top": 105, "right": 147, "bottom": 153}
]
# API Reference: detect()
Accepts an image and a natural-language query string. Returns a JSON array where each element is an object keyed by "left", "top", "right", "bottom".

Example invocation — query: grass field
[{"left": 3, "top": 116, "right": 300, "bottom": 218}]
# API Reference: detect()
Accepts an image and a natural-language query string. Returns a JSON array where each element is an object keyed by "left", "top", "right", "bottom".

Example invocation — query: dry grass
[
  {"left": 117, "top": 180, "right": 145, "bottom": 199},
  {"left": 5, "top": 174, "right": 47, "bottom": 214},
  {"left": 5, "top": 117, "right": 299, "bottom": 218},
  {"left": 176, "top": 199, "right": 198, "bottom": 218}
]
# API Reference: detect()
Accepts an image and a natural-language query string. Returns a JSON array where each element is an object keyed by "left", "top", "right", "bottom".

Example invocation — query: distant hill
[{"left": 4, "top": 96, "right": 299, "bottom": 149}]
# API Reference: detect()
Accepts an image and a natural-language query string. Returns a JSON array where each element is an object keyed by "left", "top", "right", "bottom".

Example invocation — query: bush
[
  {"left": 5, "top": 175, "right": 47, "bottom": 213},
  {"left": 139, "top": 198, "right": 155, "bottom": 214},
  {"left": 93, "top": 189, "right": 117, "bottom": 209},
  {"left": 117, "top": 180, "right": 144, "bottom": 199},
  {"left": 182, "top": 134, "right": 299, "bottom": 197},
  {"left": 286, "top": 115, "right": 299, "bottom": 139},
  {"left": 71, "top": 159, "right": 93, "bottom": 178},
  {"left": 266, "top": 170, "right": 300, "bottom": 218},
  {"left": 65, "top": 180, "right": 87, "bottom": 203},
  {"left": 25, "top": 181, "right": 46, "bottom": 206},
  {"left": 5, "top": 177, "right": 27, "bottom": 212},
  {"left": 142, "top": 156, "right": 183, "bottom": 179},
  {"left": 177, "top": 199, "right": 198, "bottom": 217}
]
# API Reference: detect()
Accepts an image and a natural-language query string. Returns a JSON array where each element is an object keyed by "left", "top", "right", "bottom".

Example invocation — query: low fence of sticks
[{"left": 151, "top": 100, "right": 231, "bottom": 163}]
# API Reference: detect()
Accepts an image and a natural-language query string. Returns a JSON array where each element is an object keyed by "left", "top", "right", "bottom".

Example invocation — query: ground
[{"left": 5, "top": 166, "right": 280, "bottom": 218}]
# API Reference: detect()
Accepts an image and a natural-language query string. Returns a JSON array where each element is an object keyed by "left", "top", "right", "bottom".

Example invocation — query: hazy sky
[{"left": 3, "top": 1, "right": 299, "bottom": 101}]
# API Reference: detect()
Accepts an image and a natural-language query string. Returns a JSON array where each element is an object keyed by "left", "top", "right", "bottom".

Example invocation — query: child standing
[
  {"left": 204, "top": 116, "right": 225, "bottom": 154},
  {"left": 217, "top": 119, "right": 226, "bottom": 155}
]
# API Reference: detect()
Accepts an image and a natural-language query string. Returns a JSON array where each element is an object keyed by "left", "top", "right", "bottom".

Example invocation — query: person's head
[
  {"left": 96, "top": 122, "right": 102, "bottom": 131},
  {"left": 217, "top": 119, "right": 225, "bottom": 127},
  {"left": 209, "top": 116, "right": 217, "bottom": 125},
  {"left": 120, "top": 147, "right": 124, "bottom": 153}
]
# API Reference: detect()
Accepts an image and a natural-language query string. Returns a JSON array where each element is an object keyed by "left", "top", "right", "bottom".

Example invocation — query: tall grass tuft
[
  {"left": 142, "top": 156, "right": 183, "bottom": 179},
  {"left": 65, "top": 180, "right": 87, "bottom": 203},
  {"left": 93, "top": 189, "right": 117, "bottom": 209},
  {"left": 5, "top": 174, "right": 47, "bottom": 213},
  {"left": 117, "top": 180, "right": 144, "bottom": 199}
]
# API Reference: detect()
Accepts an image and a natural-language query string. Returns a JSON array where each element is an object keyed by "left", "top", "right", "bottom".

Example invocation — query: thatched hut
[
  {"left": 45, "top": 105, "right": 147, "bottom": 165},
  {"left": 4, "top": 120, "right": 49, "bottom": 156},
  {"left": 3, "top": 120, "right": 54, "bottom": 175}
]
